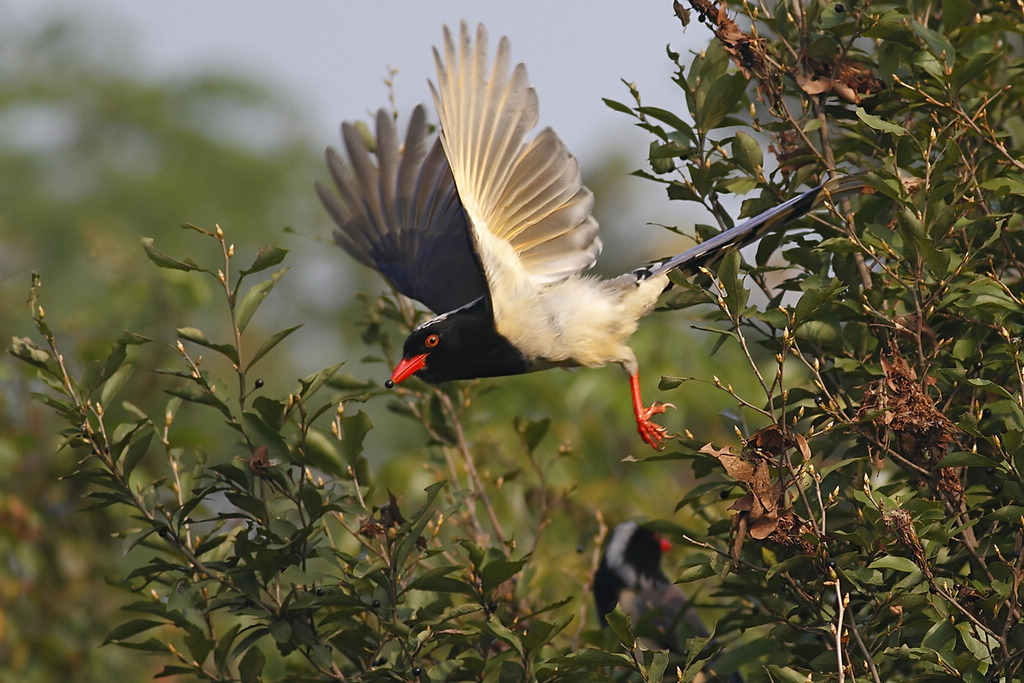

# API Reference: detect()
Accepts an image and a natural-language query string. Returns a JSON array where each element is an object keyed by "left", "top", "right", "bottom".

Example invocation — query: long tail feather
[{"left": 643, "top": 176, "right": 865, "bottom": 279}]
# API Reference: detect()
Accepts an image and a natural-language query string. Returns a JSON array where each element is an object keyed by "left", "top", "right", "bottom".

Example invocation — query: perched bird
[
  {"left": 316, "top": 22, "right": 861, "bottom": 449},
  {"left": 593, "top": 521, "right": 707, "bottom": 642},
  {"left": 594, "top": 522, "right": 742, "bottom": 682}
]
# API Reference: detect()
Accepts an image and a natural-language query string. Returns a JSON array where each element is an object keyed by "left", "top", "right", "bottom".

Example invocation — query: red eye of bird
[{"left": 424, "top": 333, "right": 440, "bottom": 349}]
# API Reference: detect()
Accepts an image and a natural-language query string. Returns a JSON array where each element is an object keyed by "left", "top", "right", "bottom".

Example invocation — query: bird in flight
[{"left": 316, "top": 22, "right": 860, "bottom": 449}]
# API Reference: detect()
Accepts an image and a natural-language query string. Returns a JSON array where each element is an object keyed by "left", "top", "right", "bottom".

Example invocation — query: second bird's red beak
[{"left": 387, "top": 353, "right": 428, "bottom": 387}]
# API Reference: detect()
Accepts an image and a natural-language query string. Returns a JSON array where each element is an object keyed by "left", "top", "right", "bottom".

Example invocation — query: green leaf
[
  {"left": 393, "top": 481, "right": 446, "bottom": 571},
  {"left": 164, "top": 384, "right": 232, "bottom": 418},
  {"left": 406, "top": 566, "right": 474, "bottom": 595},
  {"left": 717, "top": 250, "right": 748, "bottom": 314},
  {"left": 81, "top": 338, "right": 131, "bottom": 398},
  {"left": 921, "top": 617, "right": 956, "bottom": 651},
  {"left": 984, "top": 505, "right": 1024, "bottom": 523},
  {"left": 121, "top": 427, "right": 154, "bottom": 479},
  {"left": 155, "top": 665, "right": 199, "bottom": 677},
  {"left": 935, "top": 451, "right": 998, "bottom": 468},
  {"left": 963, "top": 377, "right": 1016, "bottom": 401},
  {"left": 10, "top": 336, "right": 54, "bottom": 370},
  {"left": 235, "top": 267, "right": 289, "bottom": 333},
  {"left": 605, "top": 604, "right": 635, "bottom": 649},
  {"left": 484, "top": 615, "right": 524, "bottom": 658},
  {"left": 225, "top": 492, "right": 268, "bottom": 527},
  {"left": 732, "top": 131, "right": 763, "bottom": 175},
  {"left": 339, "top": 410, "right": 372, "bottom": 466},
  {"left": 638, "top": 105, "right": 692, "bottom": 132},
  {"left": 241, "top": 411, "right": 290, "bottom": 464},
  {"left": 548, "top": 648, "right": 632, "bottom": 668},
  {"left": 602, "top": 97, "right": 637, "bottom": 117},
  {"left": 298, "top": 362, "right": 343, "bottom": 401},
  {"left": 177, "top": 327, "right": 239, "bottom": 365},
  {"left": 183, "top": 626, "right": 213, "bottom": 666},
  {"left": 99, "top": 364, "right": 135, "bottom": 409},
  {"left": 941, "top": 0, "right": 972, "bottom": 31},
  {"left": 238, "top": 645, "right": 265, "bottom": 683},
  {"left": 793, "top": 278, "right": 845, "bottom": 327},
  {"left": 141, "top": 237, "right": 204, "bottom": 272},
  {"left": 521, "top": 615, "right": 572, "bottom": 655},
  {"left": 649, "top": 650, "right": 670, "bottom": 681},
  {"left": 269, "top": 620, "right": 291, "bottom": 644},
  {"left": 764, "top": 665, "right": 811, "bottom": 683},
  {"left": 104, "top": 618, "right": 165, "bottom": 643},
  {"left": 213, "top": 623, "right": 242, "bottom": 672},
  {"left": 677, "top": 562, "right": 716, "bottom": 582},
  {"left": 513, "top": 416, "right": 550, "bottom": 453},
  {"left": 868, "top": 556, "right": 920, "bottom": 573},
  {"left": 695, "top": 72, "right": 746, "bottom": 133},
  {"left": 857, "top": 107, "right": 907, "bottom": 136},
  {"left": 480, "top": 557, "right": 528, "bottom": 594},
  {"left": 302, "top": 427, "right": 347, "bottom": 478},
  {"left": 240, "top": 246, "right": 288, "bottom": 276},
  {"left": 246, "top": 325, "right": 301, "bottom": 370}
]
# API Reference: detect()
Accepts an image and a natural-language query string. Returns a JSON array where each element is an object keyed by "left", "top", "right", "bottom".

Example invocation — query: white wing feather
[{"left": 430, "top": 22, "right": 602, "bottom": 300}]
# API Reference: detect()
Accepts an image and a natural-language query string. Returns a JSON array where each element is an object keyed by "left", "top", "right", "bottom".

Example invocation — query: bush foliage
[{"left": 9, "top": 0, "right": 1024, "bottom": 681}]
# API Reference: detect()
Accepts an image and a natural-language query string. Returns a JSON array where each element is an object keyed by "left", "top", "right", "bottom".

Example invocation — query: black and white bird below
[
  {"left": 316, "top": 22, "right": 862, "bottom": 449},
  {"left": 594, "top": 522, "right": 742, "bottom": 682},
  {"left": 593, "top": 521, "right": 708, "bottom": 643}
]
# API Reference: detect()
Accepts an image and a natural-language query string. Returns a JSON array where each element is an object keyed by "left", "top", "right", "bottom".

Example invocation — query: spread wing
[
  {"left": 316, "top": 105, "right": 488, "bottom": 314},
  {"left": 430, "top": 22, "right": 602, "bottom": 305}
]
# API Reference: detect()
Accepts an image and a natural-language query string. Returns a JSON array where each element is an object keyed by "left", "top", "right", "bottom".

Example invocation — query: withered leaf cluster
[
  {"left": 703, "top": 424, "right": 815, "bottom": 561},
  {"left": 855, "top": 346, "right": 960, "bottom": 505}
]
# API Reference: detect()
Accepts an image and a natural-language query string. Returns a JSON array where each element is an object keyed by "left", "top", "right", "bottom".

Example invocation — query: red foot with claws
[
  {"left": 636, "top": 401, "right": 676, "bottom": 449},
  {"left": 629, "top": 373, "right": 676, "bottom": 449}
]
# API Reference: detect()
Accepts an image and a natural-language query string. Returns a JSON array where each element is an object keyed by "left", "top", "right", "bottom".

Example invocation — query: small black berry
[
  {"left": 254, "top": 378, "right": 264, "bottom": 389},
  {"left": 372, "top": 599, "right": 381, "bottom": 609},
  {"left": 985, "top": 466, "right": 995, "bottom": 476},
  {"left": 834, "top": 2, "right": 845, "bottom": 12},
  {"left": 412, "top": 667, "right": 422, "bottom": 676}
]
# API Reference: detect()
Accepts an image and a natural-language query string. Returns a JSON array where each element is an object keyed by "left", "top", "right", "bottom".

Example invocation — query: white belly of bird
[{"left": 492, "top": 272, "right": 668, "bottom": 373}]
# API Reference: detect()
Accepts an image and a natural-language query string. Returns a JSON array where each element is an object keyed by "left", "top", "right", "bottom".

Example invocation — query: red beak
[
  {"left": 386, "top": 353, "right": 428, "bottom": 388},
  {"left": 656, "top": 534, "right": 672, "bottom": 554}
]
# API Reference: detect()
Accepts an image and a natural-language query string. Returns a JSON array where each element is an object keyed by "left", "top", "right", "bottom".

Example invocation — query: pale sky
[{"left": 13, "top": 1, "right": 706, "bottom": 155}]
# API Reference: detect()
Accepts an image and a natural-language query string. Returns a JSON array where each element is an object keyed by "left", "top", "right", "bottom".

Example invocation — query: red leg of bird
[{"left": 629, "top": 373, "right": 675, "bottom": 449}]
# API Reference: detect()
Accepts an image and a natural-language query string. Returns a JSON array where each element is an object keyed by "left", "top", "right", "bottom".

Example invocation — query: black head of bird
[
  {"left": 594, "top": 523, "right": 745, "bottom": 682},
  {"left": 593, "top": 521, "right": 693, "bottom": 636},
  {"left": 317, "top": 21, "right": 864, "bottom": 449},
  {"left": 386, "top": 297, "right": 531, "bottom": 386}
]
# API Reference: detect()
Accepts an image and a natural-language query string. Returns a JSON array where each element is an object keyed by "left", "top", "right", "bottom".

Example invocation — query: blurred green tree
[{"left": 0, "top": 12, "right": 320, "bottom": 681}]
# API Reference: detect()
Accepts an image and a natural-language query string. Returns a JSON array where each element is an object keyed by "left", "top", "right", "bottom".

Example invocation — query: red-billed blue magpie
[
  {"left": 316, "top": 22, "right": 862, "bottom": 448},
  {"left": 595, "top": 522, "right": 743, "bottom": 681}
]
